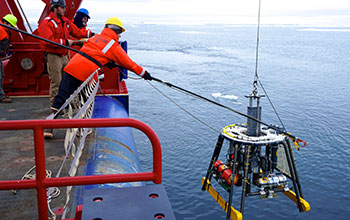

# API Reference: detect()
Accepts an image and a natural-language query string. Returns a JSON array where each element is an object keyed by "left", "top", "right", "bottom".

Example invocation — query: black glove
[
  {"left": 91, "top": 32, "right": 95, "bottom": 37},
  {"left": 142, "top": 71, "right": 152, "bottom": 80},
  {"left": 104, "top": 61, "right": 119, "bottom": 69}
]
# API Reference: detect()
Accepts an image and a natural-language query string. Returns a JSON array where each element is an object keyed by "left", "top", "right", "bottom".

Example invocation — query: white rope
[
  {"left": 43, "top": 69, "right": 100, "bottom": 219},
  {"left": 11, "top": 165, "right": 61, "bottom": 220},
  {"left": 60, "top": 71, "right": 99, "bottom": 219}
]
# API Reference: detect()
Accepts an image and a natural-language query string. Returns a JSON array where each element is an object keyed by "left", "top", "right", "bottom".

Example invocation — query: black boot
[
  {"left": 44, "top": 108, "right": 58, "bottom": 139},
  {"left": 43, "top": 128, "right": 54, "bottom": 139}
]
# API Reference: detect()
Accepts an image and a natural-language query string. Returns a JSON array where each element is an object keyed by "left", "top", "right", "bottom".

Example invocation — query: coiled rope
[{"left": 11, "top": 165, "right": 61, "bottom": 220}]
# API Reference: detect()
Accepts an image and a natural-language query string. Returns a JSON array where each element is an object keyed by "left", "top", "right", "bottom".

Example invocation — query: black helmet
[{"left": 50, "top": 0, "right": 66, "bottom": 8}]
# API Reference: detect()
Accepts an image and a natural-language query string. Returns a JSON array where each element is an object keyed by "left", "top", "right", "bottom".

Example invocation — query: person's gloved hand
[
  {"left": 142, "top": 71, "right": 152, "bottom": 80},
  {"left": 72, "top": 39, "right": 86, "bottom": 46},
  {"left": 66, "top": 39, "right": 73, "bottom": 46}
]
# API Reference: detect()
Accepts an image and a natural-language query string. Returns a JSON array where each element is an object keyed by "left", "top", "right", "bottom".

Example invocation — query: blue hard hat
[{"left": 77, "top": 8, "right": 90, "bottom": 19}]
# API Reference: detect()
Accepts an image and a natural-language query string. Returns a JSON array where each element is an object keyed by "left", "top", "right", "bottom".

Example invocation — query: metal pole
[
  {"left": 226, "top": 143, "right": 239, "bottom": 220},
  {"left": 15, "top": 0, "right": 33, "bottom": 32},
  {"left": 202, "top": 134, "right": 224, "bottom": 191},
  {"left": 282, "top": 140, "right": 302, "bottom": 211},
  {"left": 33, "top": 127, "right": 49, "bottom": 220},
  {"left": 240, "top": 145, "right": 252, "bottom": 213},
  {"left": 286, "top": 140, "right": 304, "bottom": 199},
  {"left": 256, "top": 97, "right": 260, "bottom": 136}
]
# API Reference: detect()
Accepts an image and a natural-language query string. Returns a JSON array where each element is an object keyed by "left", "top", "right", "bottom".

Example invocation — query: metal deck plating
[{"left": 82, "top": 184, "right": 176, "bottom": 220}]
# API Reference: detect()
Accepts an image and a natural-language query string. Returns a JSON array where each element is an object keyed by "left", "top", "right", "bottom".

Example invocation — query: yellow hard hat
[
  {"left": 3, "top": 14, "right": 17, "bottom": 28},
  {"left": 106, "top": 17, "right": 125, "bottom": 32}
]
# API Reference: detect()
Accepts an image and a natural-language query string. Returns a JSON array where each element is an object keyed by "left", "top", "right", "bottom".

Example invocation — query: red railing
[{"left": 0, "top": 118, "right": 162, "bottom": 220}]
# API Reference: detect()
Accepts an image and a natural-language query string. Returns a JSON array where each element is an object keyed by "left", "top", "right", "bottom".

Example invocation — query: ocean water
[{"left": 99, "top": 24, "right": 349, "bottom": 219}]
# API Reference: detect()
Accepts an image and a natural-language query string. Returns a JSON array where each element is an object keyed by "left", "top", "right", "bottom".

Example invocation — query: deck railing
[{"left": 0, "top": 118, "right": 162, "bottom": 220}]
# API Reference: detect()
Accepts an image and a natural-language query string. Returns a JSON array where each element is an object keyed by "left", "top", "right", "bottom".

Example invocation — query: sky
[{"left": 18, "top": 0, "right": 350, "bottom": 26}]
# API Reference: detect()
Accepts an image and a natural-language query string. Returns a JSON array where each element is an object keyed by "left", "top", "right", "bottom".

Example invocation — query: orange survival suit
[
  {"left": 64, "top": 27, "right": 145, "bottom": 81},
  {"left": 0, "top": 20, "right": 10, "bottom": 57},
  {"left": 38, "top": 11, "right": 93, "bottom": 56}
]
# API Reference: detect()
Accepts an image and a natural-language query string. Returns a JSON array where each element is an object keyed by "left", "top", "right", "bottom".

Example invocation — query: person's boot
[
  {"left": 44, "top": 108, "right": 58, "bottom": 139},
  {"left": 0, "top": 96, "right": 12, "bottom": 103},
  {"left": 43, "top": 128, "right": 54, "bottom": 139}
]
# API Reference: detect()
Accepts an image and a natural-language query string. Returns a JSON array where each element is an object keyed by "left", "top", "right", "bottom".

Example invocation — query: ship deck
[{"left": 0, "top": 97, "right": 94, "bottom": 219}]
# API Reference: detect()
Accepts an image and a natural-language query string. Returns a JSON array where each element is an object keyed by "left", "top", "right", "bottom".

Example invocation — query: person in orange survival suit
[
  {"left": 38, "top": 0, "right": 94, "bottom": 109},
  {"left": 43, "top": 17, "right": 153, "bottom": 138},
  {"left": 69, "top": 8, "right": 92, "bottom": 58},
  {"left": 0, "top": 14, "right": 17, "bottom": 103}
]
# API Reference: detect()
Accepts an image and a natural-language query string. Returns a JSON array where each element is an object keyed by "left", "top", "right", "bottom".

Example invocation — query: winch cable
[
  {"left": 146, "top": 81, "right": 220, "bottom": 133},
  {"left": 251, "top": 0, "right": 287, "bottom": 132},
  {"left": 0, "top": 22, "right": 102, "bottom": 68},
  {"left": 15, "top": 0, "right": 33, "bottom": 32},
  {"left": 117, "top": 68, "right": 220, "bottom": 133},
  {"left": 257, "top": 79, "right": 286, "bottom": 131},
  {"left": 252, "top": 0, "right": 261, "bottom": 95},
  {"left": 149, "top": 75, "right": 305, "bottom": 147}
]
